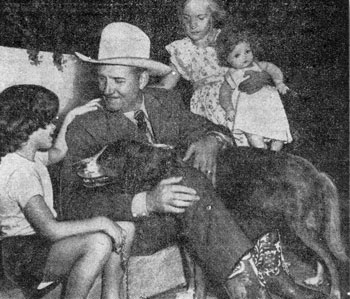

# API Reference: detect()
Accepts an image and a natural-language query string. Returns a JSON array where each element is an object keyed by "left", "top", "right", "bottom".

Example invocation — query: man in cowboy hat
[{"left": 59, "top": 22, "right": 325, "bottom": 299}]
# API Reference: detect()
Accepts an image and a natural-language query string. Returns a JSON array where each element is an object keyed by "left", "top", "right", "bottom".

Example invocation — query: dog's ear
[{"left": 97, "top": 142, "right": 128, "bottom": 178}]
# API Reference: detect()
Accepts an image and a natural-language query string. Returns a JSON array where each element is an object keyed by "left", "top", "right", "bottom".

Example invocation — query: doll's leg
[
  {"left": 246, "top": 133, "right": 267, "bottom": 149},
  {"left": 102, "top": 221, "right": 135, "bottom": 299},
  {"left": 270, "top": 140, "right": 284, "bottom": 151}
]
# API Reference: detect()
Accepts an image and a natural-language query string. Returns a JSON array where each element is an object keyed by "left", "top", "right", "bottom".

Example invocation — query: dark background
[{"left": 0, "top": 0, "right": 349, "bottom": 281}]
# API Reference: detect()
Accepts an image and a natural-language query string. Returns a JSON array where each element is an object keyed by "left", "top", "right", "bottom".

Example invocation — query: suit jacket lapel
[{"left": 143, "top": 91, "right": 180, "bottom": 145}]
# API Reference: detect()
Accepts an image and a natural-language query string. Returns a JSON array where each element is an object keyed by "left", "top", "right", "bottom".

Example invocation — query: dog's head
[{"left": 76, "top": 140, "right": 179, "bottom": 192}]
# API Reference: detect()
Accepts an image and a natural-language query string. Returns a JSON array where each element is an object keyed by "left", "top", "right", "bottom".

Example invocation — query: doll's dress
[
  {"left": 166, "top": 37, "right": 229, "bottom": 127},
  {"left": 227, "top": 62, "right": 293, "bottom": 146}
]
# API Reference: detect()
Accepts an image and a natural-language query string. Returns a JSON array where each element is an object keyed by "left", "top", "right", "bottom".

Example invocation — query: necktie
[{"left": 134, "top": 110, "right": 155, "bottom": 143}]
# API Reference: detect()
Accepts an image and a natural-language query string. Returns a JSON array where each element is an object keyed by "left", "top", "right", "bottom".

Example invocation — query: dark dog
[{"left": 77, "top": 139, "right": 348, "bottom": 299}]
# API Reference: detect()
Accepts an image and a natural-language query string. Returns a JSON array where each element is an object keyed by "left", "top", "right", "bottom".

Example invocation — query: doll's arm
[{"left": 258, "top": 61, "right": 289, "bottom": 94}]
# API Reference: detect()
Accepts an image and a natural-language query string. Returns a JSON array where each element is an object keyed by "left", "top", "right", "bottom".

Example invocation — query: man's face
[{"left": 97, "top": 65, "right": 144, "bottom": 113}]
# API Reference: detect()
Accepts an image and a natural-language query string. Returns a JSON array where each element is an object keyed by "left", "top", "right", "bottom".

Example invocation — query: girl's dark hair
[
  {"left": 216, "top": 27, "right": 260, "bottom": 67},
  {"left": 0, "top": 85, "right": 59, "bottom": 159},
  {"left": 176, "top": 0, "right": 228, "bottom": 29}
]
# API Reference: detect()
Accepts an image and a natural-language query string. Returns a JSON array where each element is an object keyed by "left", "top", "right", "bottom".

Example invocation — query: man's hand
[
  {"left": 146, "top": 177, "right": 200, "bottom": 213},
  {"left": 239, "top": 70, "right": 272, "bottom": 95},
  {"left": 183, "top": 135, "right": 220, "bottom": 186}
]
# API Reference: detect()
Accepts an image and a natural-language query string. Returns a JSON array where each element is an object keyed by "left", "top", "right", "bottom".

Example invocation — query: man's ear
[{"left": 139, "top": 71, "right": 149, "bottom": 90}]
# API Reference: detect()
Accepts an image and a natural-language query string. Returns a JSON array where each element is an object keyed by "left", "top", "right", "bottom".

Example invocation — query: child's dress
[
  {"left": 166, "top": 37, "right": 228, "bottom": 126},
  {"left": 225, "top": 61, "right": 293, "bottom": 146}
]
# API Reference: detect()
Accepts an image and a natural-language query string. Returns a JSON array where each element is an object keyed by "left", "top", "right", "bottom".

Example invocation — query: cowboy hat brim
[{"left": 75, "top": 52, "right": 171, "bottom": 76}]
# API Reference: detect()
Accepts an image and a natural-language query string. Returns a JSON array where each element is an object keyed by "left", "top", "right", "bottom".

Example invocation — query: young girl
[
  {"left": 153, "top": 0, "right": 271, "bottom": 128},
  {"left": 0, "top": 85, "right": 134, "bottom": 299},
  {"left": 217, "top": 29, "right": 293, "bottom": 151}
]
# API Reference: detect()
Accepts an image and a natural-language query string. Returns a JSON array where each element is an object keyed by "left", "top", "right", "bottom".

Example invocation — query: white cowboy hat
[{"left": 75, "top": 22, "right": 171, "bottom": 76}]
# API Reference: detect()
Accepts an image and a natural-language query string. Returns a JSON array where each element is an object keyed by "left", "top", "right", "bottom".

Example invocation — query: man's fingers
[
  {"left": 183, "top": 144, "right": 195, "bottom": 161},
  {"left": 193, "top": 155, "right": 204, "bottom": 171},
  {"left": 159, "top": 177, "right": 198, "bottom": 195},
  {"left": 159, "top": 176, "right": 183, "bottom": 185},
  {"left": 166, "top": 206, "right": 187, "bottom": 214},
  {"left": 211, "top": 167, "right": 217, "bottom": 187},
  {"left": 172, "top": 192, "right": 200, "bottom": 202},
  {"left": 170, "top": 199, "right": 197, "bottom": 208},
  {"left": 169, "top": 184, "right": 198, "bottom": 195}
]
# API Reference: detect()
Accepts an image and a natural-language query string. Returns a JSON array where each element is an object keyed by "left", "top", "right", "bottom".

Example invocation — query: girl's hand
[
  {"left": 276, "top": 82, "right": 290, "bottom": 95},
  {"left": 98, "top": 217, "right": 126, "bottom": 252},
  {"left": 65, "top": 99, "right": 102, "bottom": 124},
  {"left": 239, "top": 70, "right": 273, "bottom": 94},
  {"left": 226, "top": 110, "right": 235, "bottom": 122}
]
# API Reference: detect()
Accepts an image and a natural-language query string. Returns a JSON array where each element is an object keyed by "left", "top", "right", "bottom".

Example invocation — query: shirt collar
[{"left": 124, "top": 95, "right": 148, "bottom": 121}]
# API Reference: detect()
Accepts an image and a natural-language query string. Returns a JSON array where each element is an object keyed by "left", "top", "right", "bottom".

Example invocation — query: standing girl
[
  {"left": 153, "top": 0, "right": 271, "bottom": 128},
  {"left": 216, "top": 29, "right": 293, "bottom": 151},
  {"left": 0, "top": 85, "right": 134, "bottom": 299}
]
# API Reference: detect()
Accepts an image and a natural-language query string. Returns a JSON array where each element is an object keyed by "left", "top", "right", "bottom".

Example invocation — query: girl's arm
[
  {"left": 24, "top": 194, "right": 124, "bottom": 246},
  {"left": 48, "top": 99, "right": 101, "bottom": 165},
  {"left": 219, "top": 80, "right": 235, "bottom": 120},
  {"left": 148, "top": 64, "right": 181, "bottom": 89}
]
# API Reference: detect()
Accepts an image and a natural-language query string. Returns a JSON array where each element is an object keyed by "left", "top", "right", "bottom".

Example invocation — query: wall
[{"left": 0, "top": 46, "right": 99, "bottom": 115}]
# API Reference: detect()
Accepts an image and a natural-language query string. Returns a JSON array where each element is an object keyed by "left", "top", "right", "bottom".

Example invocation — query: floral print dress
[{"left": 166, "top": 37, "right": 228, "bottom": 126}]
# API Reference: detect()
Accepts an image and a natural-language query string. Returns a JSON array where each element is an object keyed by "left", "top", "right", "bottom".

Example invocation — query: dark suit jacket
[{"left": 58, "top": 87, "right": 230, "bottom": 223}]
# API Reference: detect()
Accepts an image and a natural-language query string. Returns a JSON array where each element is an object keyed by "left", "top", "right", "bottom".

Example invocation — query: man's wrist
[{"left": 131, "top": 192, "right": 150, "bottom": 217}]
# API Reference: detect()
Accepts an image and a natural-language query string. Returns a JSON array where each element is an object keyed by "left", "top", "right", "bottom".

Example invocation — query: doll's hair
[
  {"left": 176, "top": 0, "right": 228, "bottom": 29},
  {"left": 216, "top": 27, "right": 260, "bottom": 67},
  {"left": 0, "top": 85, "right": 59, "bottom": 159}
]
